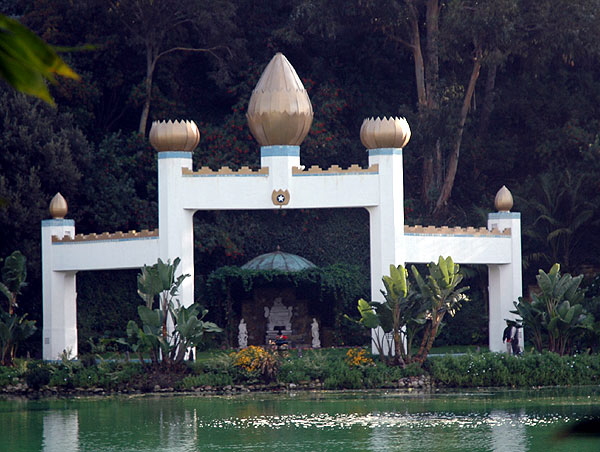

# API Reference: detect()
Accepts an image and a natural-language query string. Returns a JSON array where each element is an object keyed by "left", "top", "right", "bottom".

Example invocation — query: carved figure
[
  {"left": 238, "top": 318, "right": 248, "bottom": 349},
  {"left": 265, "top": 297, "right": 293, "bottom": 331},
  {"left": 311, "top": 318, "right": 321, "bottom": 348}
]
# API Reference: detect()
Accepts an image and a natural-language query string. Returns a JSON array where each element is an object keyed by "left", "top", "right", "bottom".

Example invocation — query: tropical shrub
[
  {"left": 349, "top": 256, "right": 469, "bottom": 367},
  {"left": 124, "top": 258, "right": 222, "bottom": 367},
  {"left": 512, "top": 264, "right": 594, "bottom": 355},
  {"left": 0, "top": 251, "right": 36, "bottom": 365}
]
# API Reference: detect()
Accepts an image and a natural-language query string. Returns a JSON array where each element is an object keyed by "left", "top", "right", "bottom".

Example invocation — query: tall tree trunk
[
  {"left": 433, "top": 49, "right": 482, "bottom": 215},
  {"left": 139, "top": 44, "right": 156, "bottom": 135},
  {"left": 406, "top": 0, "right": 427, "bottom": 108},
  {"left": 425, "top": 0, "right": 440, "bottom": 110}
]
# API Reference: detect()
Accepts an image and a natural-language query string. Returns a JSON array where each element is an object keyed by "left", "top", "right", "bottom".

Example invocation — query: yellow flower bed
[
  {"left": 345, "top": 348, "right": 374, "bottom": 367},
  {"left": 231, "top": 345, "right": 271, "bottom": 373}
]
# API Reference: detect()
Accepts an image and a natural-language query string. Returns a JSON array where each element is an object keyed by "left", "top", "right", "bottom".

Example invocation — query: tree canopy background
[{"left": 2, "top": 0, "right": 600, "bottom": 355}]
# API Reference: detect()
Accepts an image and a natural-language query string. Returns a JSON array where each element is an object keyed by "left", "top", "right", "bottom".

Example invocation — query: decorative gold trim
[
  {"left": 292, "top": 164, "right": 379, "bottom": 175},
  {"left": 404, "top": 225, "right": 510, "bottom": 236},
  {"left": 182, "top": 167, "right": 269, "bottom": 176},
  {"left": 52, "top": 229, "right": 159, "bottom": 243},
  {"left": 272, "top": 189, "right": 290, "bottom": 206}
]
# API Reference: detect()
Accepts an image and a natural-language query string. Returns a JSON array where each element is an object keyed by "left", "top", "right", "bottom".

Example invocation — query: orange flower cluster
[{"left": 345, "top": 348, "right": 374, "bottom": 367}]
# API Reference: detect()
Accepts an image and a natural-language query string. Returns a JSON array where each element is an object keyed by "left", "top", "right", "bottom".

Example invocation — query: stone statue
[
  {"left": 265, "top": 297, "right": 293, "bottom": 331},
  {"left": 238, "top": 318, "right": 248, "bottom": 349},
  {"left": 311, "top": 318, "right": 321, "bottom": 348}
]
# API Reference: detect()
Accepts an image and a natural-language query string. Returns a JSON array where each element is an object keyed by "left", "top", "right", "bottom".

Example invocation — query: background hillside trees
[{"left": 2, "top": 0, "right": 600, "bottom": 355}]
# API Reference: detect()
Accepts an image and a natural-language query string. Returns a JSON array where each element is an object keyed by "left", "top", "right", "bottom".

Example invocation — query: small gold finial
[
  {"left": 495, "top": 186, "right": 513, "bottom": 212},
  {"left": 247, "top": 53, "right": 313, "bottom": 146},
  {"left": 49, "top": 192, "right": 68, "bottom": 219},
  {"left": 360, "top": 117, "right": 411, "bottom": 149},
  {"left": 149, "top": 120, "right": 200, "bottom": 152}
]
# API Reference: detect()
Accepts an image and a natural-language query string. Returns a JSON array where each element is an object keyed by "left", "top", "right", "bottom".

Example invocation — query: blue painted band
[
  {"left": 158, "top": 151, "right": 192, "bottom": 159},
  {"left": 368, "top": 148, "right": 403, "bottom": 156},
  {"left": 42, "top": 219, "right": 75, "bottom": 227},
  {"left": 184, "top": 173, "right": 268, "bottom": 178},
  {"left": 261, "top": 146, "right": 300, "bottom": 157},
  {"left": 488, "top": 212, "right": 521, "bottom": 220},
  {"left": 405, "top": 233, "right": 510, "bottom": 238},
  {"left": 293, "top": 171, "right": 378, "bottom": 177}
]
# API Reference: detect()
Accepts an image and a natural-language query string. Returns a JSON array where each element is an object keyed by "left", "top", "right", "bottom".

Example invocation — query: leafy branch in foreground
[{"left": 0, "top": 14, "right": 79, "bottom": 105}]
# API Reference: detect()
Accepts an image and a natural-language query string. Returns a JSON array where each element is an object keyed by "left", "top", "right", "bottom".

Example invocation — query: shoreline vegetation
[{"left": 1, "top": 348, "right": 599, "bottom": 399}]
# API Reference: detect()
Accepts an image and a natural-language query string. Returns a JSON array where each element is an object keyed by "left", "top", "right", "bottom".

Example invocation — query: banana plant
[
  {"left": 512, "top": 264, "right": 592, "bottom": 355},
  {"left": 0, "top": 251, "right": 28, "bottom": 315},
  {"left": 137, "top": 257, "right": 189, "bottom": 339},
  {"left": 412, "top": 256, "right": 469, "bottom": 363},
  {"left": 0, "top": 310, "right": 36, "bottom": 366},
  {"left": 128, "top": 258, "right": 222, "bottom": 367},
  {"left": 511, "top": 298, "right": 545, "bottom": 352},
  {"left": 0, "top": 251, "right": 36, "bottom": 366},
  {"left": 348, "top": 264, "right": 426, "bottom": 366}
]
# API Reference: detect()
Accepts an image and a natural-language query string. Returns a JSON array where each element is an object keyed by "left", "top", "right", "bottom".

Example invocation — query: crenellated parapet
[
  {"left": 182, "top": 166, "right": 269, "bottom": 176},
  {"left": 292, "top": 164, "right": 379, "bottom": 175},
  {"left": 405, "top": 225, "right": 511, "bottom": 236},
  {"left": 52, "top": 229, "right": 159, "bottom": 243}
]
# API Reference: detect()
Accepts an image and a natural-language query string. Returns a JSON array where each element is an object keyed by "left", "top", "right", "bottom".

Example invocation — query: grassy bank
[{"left": 1, "top": 348, "right": 599, "bottom": 396}]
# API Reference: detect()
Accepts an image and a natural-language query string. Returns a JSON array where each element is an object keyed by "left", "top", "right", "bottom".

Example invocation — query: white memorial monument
[{"left": 41, "top": 53, "right": 522, "bottom": 360}]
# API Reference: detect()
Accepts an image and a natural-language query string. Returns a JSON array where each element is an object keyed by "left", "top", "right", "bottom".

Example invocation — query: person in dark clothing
[{"left": 502, "top": 320, "right": 520, "bottom": 355}]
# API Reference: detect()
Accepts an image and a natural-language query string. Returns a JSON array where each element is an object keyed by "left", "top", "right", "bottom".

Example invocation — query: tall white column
[
  {"left": 158, "top": 151, "right": 195, "bottom": 307},
  {"left": 42, "top": 219, "right": 77, "bottom": 360},
  {"left": 366, "top": 148, "right": 405, "bottom": 353},
  {"left": 487, "top": 212, "right": 523, "bottom": 352}
]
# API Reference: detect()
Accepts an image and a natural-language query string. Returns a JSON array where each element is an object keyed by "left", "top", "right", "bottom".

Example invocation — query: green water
[{"left": 1, "top": 387, "right": 598, "bottom": 451}]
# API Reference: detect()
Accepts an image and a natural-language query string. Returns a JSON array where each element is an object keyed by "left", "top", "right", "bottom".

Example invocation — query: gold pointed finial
[
  {"left": 49, "top": 192, "right": 68, "bottom": 219},
  {"left": 149, "top": 120, "right": 200, "bottom": 152},
  {"left": 495, "top": 186, "right": 513, "bottom": 212},
  {"left": 360, "top": 117, "right": 411, "bottom": 149},
  {"left": 247, "top": 53, "right": 314, "bottom": 146}
]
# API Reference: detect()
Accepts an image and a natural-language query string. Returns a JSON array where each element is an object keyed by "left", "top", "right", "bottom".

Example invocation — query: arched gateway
[{"left": 41, "top": 53, "right": 522, "bottom": 360}]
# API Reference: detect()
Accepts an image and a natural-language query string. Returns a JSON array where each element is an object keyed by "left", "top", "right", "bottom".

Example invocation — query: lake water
[{"left": 1, "top": 387, "right": 598, "bottom": 451}]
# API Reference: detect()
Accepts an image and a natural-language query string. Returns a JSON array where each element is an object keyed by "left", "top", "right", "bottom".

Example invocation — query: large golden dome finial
[
  {"left": 246, "top": 53, "right": 314, "bottom": 146},
  {"left": 494, "top": 186, "right": 513, "bottom": 212}
]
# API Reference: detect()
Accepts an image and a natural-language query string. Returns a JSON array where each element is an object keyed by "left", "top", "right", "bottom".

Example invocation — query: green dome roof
[{"left": 241, "top": 248, "right": 317, "bottom": 272}]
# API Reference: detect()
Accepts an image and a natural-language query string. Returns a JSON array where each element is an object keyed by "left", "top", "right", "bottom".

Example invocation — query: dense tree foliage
[{"left": 2, "top": 0, "right": 600, "bottom": 355}]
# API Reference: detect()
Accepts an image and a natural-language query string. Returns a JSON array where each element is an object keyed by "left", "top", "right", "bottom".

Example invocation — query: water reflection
[
  {"left": 0, "top": 388, "right": 597, "bottom": 452},
  {"left": 490, "top": 410, "right": 528, "bottom": 452},
  {"left": 42, "top": 410, "right": 79, "bottom": 452}
]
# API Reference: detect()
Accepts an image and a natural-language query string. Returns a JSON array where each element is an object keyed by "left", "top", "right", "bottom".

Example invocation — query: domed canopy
[{"left": 241, "top": 248, "right": 317, "bottom": 272}]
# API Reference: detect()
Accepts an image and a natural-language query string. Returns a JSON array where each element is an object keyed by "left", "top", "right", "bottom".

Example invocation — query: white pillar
[
  {"left": 366, "top": 148, "right": 405, "bottom": 353},
  {"left": 158, "top": 151, "right": 195, "bottom": 307},
  {"left": 42, "top": 219, "right": 77, "bottom": 360},
  {"left": 487, "top": 212, "right": 523, "bottom": 352},
  {"left": 260, "top": 145, "right": 300, "bottom": 178}
]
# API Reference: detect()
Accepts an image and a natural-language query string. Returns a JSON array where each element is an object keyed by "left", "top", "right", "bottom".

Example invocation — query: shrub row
[
  {"left": 1, "top": 349, "right": 599, "bottom": 394},
  {"left": 428, "top": 351, "right": 600, "bottom": 387}
]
